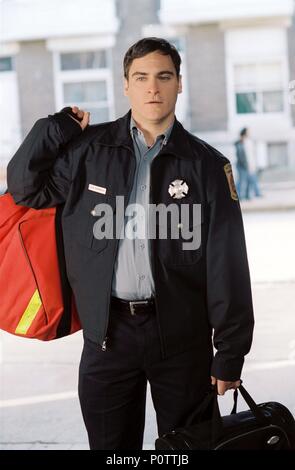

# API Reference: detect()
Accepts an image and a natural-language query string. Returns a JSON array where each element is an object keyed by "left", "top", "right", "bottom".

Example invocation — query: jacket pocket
[
  {"left": 155, "top": 210, "right": 203, "bottom": 266},
  {"left": 84, "top": 191, "right": 115, "bottom": 252}
]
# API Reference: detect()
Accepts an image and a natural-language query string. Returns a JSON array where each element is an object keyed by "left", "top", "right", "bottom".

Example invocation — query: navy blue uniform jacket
[{"left": 7, "top": 109, "right": 254, "bottom": 381}]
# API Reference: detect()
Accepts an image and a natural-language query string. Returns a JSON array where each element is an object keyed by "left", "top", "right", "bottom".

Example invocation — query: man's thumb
[{"left": 81, "top": 111, "right": 90, "bottom": 130}]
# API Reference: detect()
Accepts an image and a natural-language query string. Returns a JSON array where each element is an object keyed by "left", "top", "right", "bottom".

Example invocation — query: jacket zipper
[
  {"left": 149, "top": 155, "right": 166, "bottom": 358},
  {"left": 99, "top": 142, "right": 167, "bottom": 354},
  {"left": 100, "top": 143, "right": 137, "bottom": 351}
]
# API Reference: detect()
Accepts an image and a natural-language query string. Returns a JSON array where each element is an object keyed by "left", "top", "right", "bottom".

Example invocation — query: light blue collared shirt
[{"left": 111, "top": 115, "right": 174, "bottom": 300}]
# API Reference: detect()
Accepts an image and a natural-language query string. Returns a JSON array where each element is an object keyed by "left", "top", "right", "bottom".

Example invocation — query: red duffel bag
[{"left": 0, "top": 192, "right": 81, "bottom": 340}]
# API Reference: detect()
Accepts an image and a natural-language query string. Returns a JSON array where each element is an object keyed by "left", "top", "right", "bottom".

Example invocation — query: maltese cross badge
[{"left": 168, "top": 179, "right": 189, "bottom": 199}]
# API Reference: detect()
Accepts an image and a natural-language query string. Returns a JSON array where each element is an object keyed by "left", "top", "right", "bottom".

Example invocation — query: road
[{"left": 0, "top": 210, "right": 294, "bottom": 450}]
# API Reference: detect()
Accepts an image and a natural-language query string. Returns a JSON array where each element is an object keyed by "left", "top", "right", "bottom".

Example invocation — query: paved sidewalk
[
  {"left": 240, "top": 181, "right": 295, "bottom": 212},
  {"left": 1, "top": 281, "right": 294, "bottom": 450}
]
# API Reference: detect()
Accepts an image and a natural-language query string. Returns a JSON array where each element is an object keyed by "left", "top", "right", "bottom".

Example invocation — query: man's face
[{"left": 124, "top": 51, "right": 182, "bottom": 123}]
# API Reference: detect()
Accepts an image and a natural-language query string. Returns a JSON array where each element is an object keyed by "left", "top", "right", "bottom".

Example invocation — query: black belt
[{"left": 110, "top": 296, "right": 155, "bottom": 316}]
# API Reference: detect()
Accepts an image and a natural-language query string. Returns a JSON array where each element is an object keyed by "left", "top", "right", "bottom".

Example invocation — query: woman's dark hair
[
  {"left": 123, "top": 37, "right": 181, "bottom": 80},
  {"left": 240, "top": 127, "right": 248, "bottom": 137}
]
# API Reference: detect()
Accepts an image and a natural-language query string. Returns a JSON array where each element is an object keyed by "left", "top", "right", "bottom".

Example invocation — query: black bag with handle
[{"left": 155, "top": 383, "right": 295, "bottom": 450}]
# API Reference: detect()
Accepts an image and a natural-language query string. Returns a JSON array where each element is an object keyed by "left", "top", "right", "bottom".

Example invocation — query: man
[
  {"left": 242, "top": 128, "right": 262, "bottom": 199},
  {"left": 235, "top": 127, "right": 262, "bottom": 200},
  {"left": 7, "top": 37, "right": 254, "bottom": 450},
  {"left": 234, "top": 128, "right": 250, "bottom": 200}
]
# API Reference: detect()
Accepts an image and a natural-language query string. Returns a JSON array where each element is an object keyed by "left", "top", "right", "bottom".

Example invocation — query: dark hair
[
  {"left": 123, "top": 37, "right": 181, "bottom": 80},
  {"left": 240, "top": 127, "right": 248, "bottom": 137}
]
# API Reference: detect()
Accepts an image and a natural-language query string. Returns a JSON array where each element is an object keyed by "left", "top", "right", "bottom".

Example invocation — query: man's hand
[
  {"left": 211, "top": 376, "right": 241, "bottom": 396},
  {"left": 68, "top": 106, "right": 90, "bottom": 131}
]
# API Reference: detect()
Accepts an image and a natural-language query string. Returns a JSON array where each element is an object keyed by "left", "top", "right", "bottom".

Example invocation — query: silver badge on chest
[{"left": 168, "top": 179, "right": 189, "bottom": 199}]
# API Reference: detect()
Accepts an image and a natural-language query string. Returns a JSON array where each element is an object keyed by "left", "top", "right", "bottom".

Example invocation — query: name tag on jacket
[{"left": 88, "top": 184, "right": 107, "bottom": 195}]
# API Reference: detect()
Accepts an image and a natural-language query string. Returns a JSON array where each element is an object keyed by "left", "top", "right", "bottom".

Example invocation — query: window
[
  {"left": 60, "top": 51, "right": 107, "bottom": 71},
  {"left": 63, "top": 81, "right": 107, "bottom": 102},
  {"left": 56, "top": 49, "right": 114, "bottom": 124},
  {"left": 262, "top": 91, "right": 284, "bottom": 113},
  {"left": 267, "top": 142, "right": 288, "bottom": 167},
  {"left": 236, "top": 92, "right": 256, "bottom": 114},
  {"left": 0, "top": 57, "right": 13, "bottom": 72},
  {"left": 234, "top": 63, "right": 284, "bottom": 114},
  {"left": 63, "top": 80, "right": 109, "bottom": 123}
]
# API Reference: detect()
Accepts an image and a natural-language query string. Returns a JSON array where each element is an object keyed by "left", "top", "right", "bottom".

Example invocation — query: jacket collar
[{"left": 95, "top": 109, "right": 195, "bottom": 160}]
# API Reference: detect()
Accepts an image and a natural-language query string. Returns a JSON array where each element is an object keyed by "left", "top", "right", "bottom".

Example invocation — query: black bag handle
[
  {"left": 230, "top": 387, "right": 238, "bottom": 414},
  {"left": 210, "top": 381, "right": 269, "bottom": 446}
]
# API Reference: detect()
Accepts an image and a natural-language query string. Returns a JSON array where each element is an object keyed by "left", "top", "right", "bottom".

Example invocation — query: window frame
[
  {"left": 267, "top": 141, "right": 289, "bottom": 168},
  {"left": 233, "top": 61, "right": 285, "bottom": 116},
  {"left": 53, "top": 48, "right": 115, "bottom": 123},
  {"left": 0, "top": 56, "right": 14, "bottom": 73}
]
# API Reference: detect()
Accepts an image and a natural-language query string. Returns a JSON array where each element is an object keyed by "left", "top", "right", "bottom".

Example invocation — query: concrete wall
[
  {"left": 186, "top": 24, "right": 228, "bottom": 133},
  {"left": 16, "top": 41, "right": 55, "bottom": 138},
  {"left": 112, "top": 0, "right": 160, "bottom": 118},
  {"left": 287, "top": 13, "right": 295, "bottom": 126}
]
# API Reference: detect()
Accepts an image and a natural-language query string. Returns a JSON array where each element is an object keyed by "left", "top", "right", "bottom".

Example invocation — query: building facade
[{"left": 0, "top": 0, "right": 295, "bottom": 190}]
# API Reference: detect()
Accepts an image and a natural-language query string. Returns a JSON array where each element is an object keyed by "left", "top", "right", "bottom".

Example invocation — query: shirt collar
[
  {"left": 130, "top": 115, "right": 174, "bottom": 147},
  {"left": 93, "top": 109, "right": 196, "bottom": 161}
]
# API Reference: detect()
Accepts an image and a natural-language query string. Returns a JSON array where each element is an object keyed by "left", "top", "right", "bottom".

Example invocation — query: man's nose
[{"left": 147, "top": 78, "right": 160, "bottom": 95}]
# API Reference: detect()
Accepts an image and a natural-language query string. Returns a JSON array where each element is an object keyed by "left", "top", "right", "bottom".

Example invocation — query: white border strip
[
  {"left": 244, "top": 358, "right": 295, "bottom": 371},
  {"left": 0, "top": 391, "right": 77, "bottom": 408}
]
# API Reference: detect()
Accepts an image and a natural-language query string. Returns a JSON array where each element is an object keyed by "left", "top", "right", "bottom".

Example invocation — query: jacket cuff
[
  {"left": 49, "top": 111, "right": 82, "bottom": 144},
  {"left": 211, "top": 355, "right": 244, "bottom": 382}
]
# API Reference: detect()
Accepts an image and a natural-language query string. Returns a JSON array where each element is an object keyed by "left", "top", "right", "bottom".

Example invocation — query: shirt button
[
  {"left": 140, "top": 243, "right": 145, "bottom": 249},
  {"left": 139, "top": 274, "right": 145, "bottom": 281},
  {"left": 140, "top": 184, "right": 146, "bottom": 191}
]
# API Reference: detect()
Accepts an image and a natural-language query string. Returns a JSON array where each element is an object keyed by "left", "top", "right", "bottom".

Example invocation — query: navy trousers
[{"left": 78, "top": 304, "right": 213, "bottom": 450}]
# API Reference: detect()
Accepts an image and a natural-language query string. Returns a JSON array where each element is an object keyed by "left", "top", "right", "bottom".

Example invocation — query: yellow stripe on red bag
[{"left": 15, "top": 289, "right": 42, "bottom": 335}]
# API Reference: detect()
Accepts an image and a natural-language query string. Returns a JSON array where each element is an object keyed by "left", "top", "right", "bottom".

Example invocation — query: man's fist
[
  {"left": 211, "top": 376, "right": 241, "bottom": 396},
  {"left": 67, "top": 106, "right": 90, "bottom": 131}
]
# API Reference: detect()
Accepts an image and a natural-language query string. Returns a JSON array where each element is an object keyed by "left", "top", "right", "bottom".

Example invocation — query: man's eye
[
  {"left": 136, "top": 77, "right": 146, "bottom": 81},
  {"left": 160, "top": 76, "right": 171, "bottom": 80}
]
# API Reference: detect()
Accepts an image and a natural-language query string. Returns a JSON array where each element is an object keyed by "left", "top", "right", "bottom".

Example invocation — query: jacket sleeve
[
  {"left": 7, "top": 111, "right": 83, "bottom": 209},
  {"left": 206, "top": 157, "right": 254, "bottom": 382}
]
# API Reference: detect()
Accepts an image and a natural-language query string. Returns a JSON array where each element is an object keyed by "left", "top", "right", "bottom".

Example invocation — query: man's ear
[
  {"left": 124, "top": 77, "right": 129, "bottom": 96},
  {"left": 178, "top": 74, "right": 183, "bottom": 94}
]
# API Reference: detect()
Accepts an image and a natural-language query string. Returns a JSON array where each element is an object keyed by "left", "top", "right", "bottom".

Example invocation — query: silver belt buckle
[{"left": 129, "top": 300, "right": 149, "bottom": 315}]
